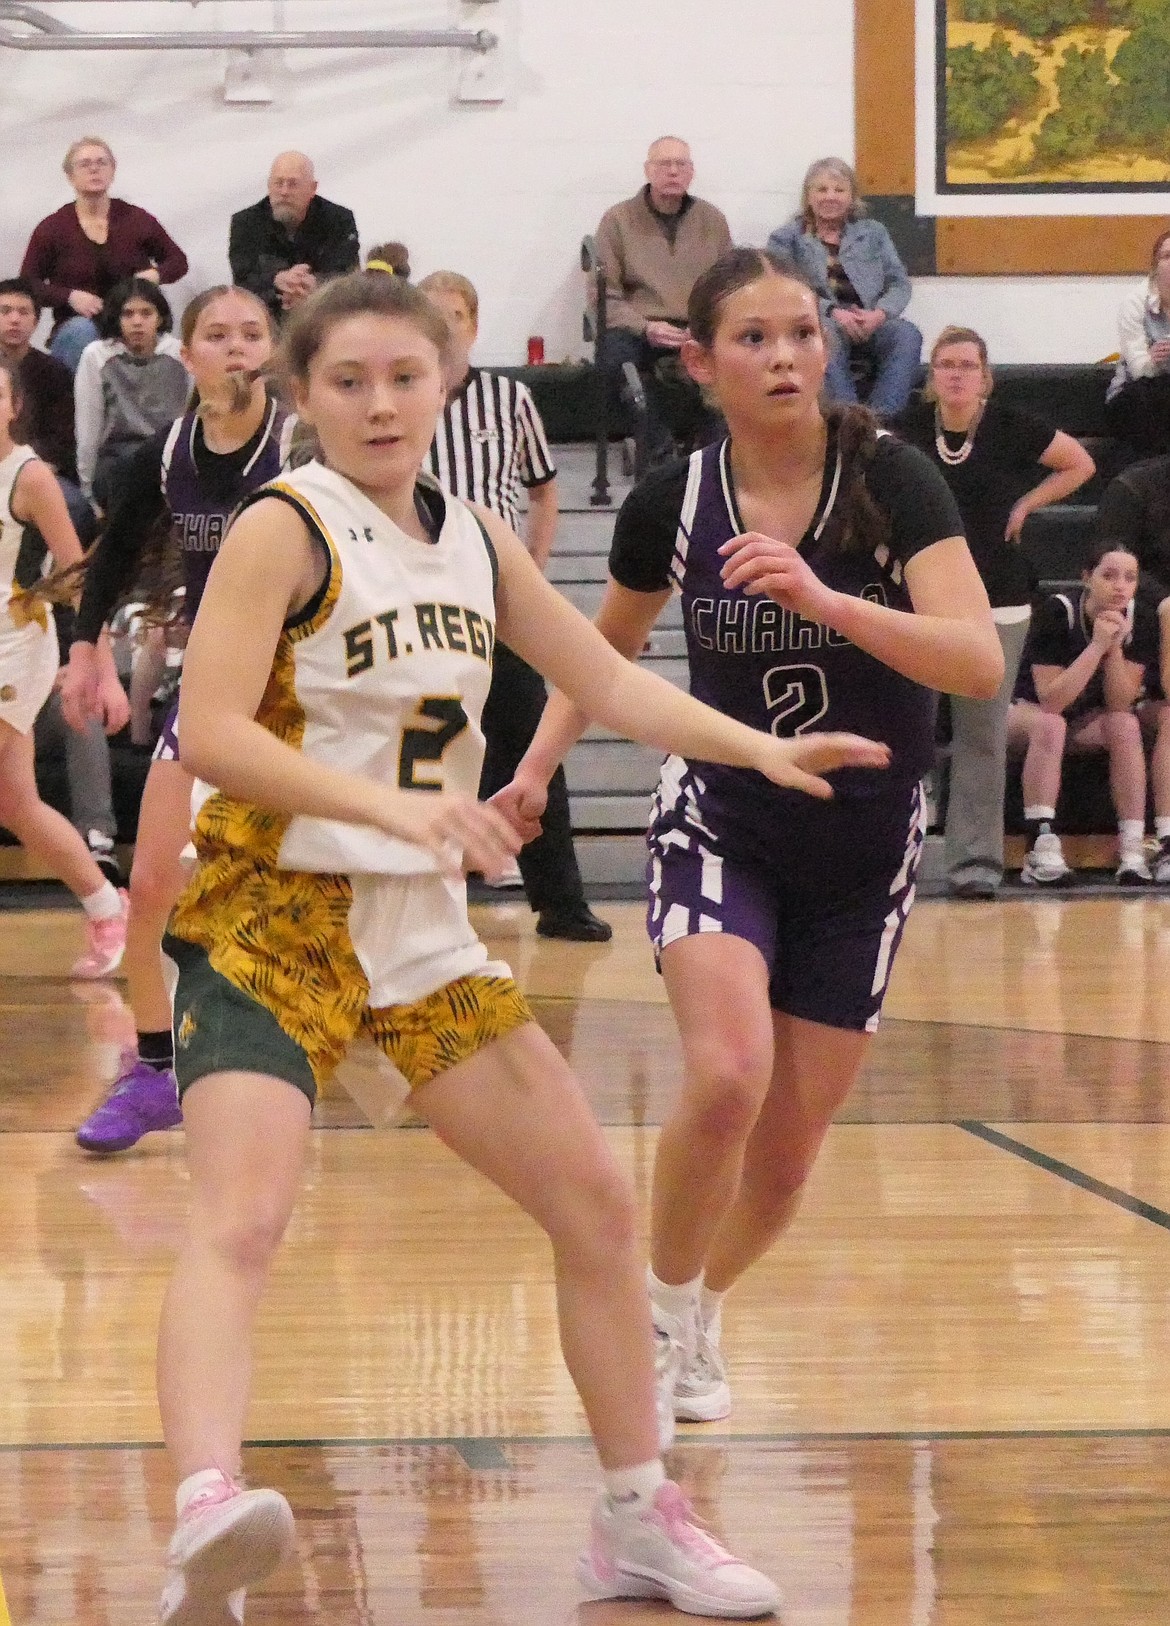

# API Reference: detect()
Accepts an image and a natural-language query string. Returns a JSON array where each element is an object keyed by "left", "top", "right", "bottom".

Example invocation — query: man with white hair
[
  {"left": 594, "top": 137, "right": 732, "bottom": 466},
  {"left": 228, "top": 152, "right": 360, "bottom": 320}
]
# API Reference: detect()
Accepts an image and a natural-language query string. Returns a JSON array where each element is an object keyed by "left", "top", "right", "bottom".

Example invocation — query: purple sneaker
[{"left": 75, "top": 1052, "right": 183, "bottom": 1153}]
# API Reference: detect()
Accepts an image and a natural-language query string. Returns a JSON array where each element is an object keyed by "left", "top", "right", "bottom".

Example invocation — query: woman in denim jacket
[
  {"left": 766, "top": 157, "right": 921, "bottom": 418},
  {"left": 1104, "top": 228, "right": 1170, "bottom": 459}
]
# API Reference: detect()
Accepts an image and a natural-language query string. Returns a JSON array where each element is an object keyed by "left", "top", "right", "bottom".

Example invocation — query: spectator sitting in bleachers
[
  {"left": 1093, "top": 453, "right": 1170, "bottom": 598},
  {"left": 1103, "top": 229, "right": 1170, "bottom": 461},
  {"left": 594, "top": 136, "right": 732, "bottom": 467},
  {"left": 229, "top": 151, "right": 360, "bottom": 322},
  {"left": 365, "top": 241, "right": 411, "bottom": 280},
  {"left": 1008, "top": 541, "right": 1170, "bottom": 887},
  {"left": 766, "top": 157, "right": 920, "bottom": 419},
  {"left": 896, "top": 324, "right": 1094, "bottom": 898},
  {"left": 20, "top": 138, "right": 188, "bottom": 375},
  {"left": 75, "top": 278, "right": 189, "bottom": 508},
  {"left": 0, "top": 277, "right": 92, "bottom": 539}
]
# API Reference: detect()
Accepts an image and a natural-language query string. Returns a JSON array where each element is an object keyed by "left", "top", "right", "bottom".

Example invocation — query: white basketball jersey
[
  {"left": 191, "top": 460, "right": 499, "bottom": 877},
  {"left": 0, "top": 444, "right": 38, "bottom": 620}
]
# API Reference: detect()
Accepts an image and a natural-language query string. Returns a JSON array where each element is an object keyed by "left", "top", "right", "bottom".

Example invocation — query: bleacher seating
[{"left": 4, "top": 360, "right": 1140, "bottom": 872}]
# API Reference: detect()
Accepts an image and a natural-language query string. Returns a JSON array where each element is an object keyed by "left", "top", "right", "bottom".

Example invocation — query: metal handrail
[
  {"left": 581, "top": 235, "right": 611, "bottom": 508},
  {"left": 0, "top": 4, "right": 497, "bottom": 50}
]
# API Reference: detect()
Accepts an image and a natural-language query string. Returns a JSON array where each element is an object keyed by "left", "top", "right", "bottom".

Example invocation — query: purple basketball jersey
[
  {"left": 160, "top": 399, "right": 294, "bottom": 621},
  {"left": 670, "top": 439, "right": 937, "bottom": 807}
]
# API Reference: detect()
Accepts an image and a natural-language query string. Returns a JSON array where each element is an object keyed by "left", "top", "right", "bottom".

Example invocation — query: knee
[
  {"left": 1033, "top": 711, "right": 1067, "bottom": 752},
  {"left": 200, "top": 1201, "right": 289, "bottom": 1277},
  {"left": 683, "top": 1048, "right": 772, "bottom": 1150},
  {"left": 1104, "top": 710, "right": 1142, "bottom": 749},
  {"left": 551, "top": 1156, "right": 639, "bottom": 1268},
  {"left": 129, "top": 850, "right": 183, "bottom": 916}
]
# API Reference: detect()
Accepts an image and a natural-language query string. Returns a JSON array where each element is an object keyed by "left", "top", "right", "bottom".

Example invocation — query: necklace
[{"left": 934, "top": 399, "right": 984, "bottom": 466}]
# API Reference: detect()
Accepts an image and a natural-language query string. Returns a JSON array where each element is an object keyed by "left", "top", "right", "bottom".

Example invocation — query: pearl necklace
[{"left": 934, "top": 400, "right": 985, "bottom": 466}]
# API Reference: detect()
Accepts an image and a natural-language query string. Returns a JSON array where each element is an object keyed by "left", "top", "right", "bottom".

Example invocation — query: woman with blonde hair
[
  {"left": 21, "top": 137, "right": 188, "bottom": 374},
  {"left": 766, "top": 156, "right": 921, "bottom": 417},
  {"left": 895, "top": 324, "right": 1094, "bottom": 895}
]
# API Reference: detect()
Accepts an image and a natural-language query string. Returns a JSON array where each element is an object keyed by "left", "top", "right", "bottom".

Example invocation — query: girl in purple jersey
[
  {"left": 499, "top": 248, "right": 1003, "bottom": 1428},
  {"left": 60, "top": 285, "right": 294, "bottom": 1153}
]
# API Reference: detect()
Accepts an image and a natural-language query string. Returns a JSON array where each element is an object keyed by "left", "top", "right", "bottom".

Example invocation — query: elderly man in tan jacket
[{"left": 594, "top": 137, "right": 732, "bottom": 466}]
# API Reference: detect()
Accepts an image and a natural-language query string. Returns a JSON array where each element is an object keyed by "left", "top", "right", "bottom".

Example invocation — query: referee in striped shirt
[{"left": 419, "top": 270, "right": 611, "bottom": 942}]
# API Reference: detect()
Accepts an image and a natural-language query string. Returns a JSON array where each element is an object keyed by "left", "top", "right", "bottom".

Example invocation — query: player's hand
[
  {"left": 752, "top": 731, "right": 891, "bottom": 800},
  {"left": 1091, "top": 608, "right": 1127, "bottom": 650},
  {"left": 488, "top": 768, "right": 548, "bottom": 846},
  {"left": 94, "top": 669, "right": 131, "bottom": 736},
  {"left": 377, "top": 791, "right": 521, "bottom": 880},
  {"left": 59, "top": 642, "right": 101, "bottom": 731},
  {"left": 719, "top": 533, "right": 839, "bottom": 623}
]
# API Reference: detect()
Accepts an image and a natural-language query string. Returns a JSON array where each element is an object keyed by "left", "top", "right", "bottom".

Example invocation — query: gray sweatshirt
[{"left": 74, "top": 334, "right": 190, "bottom": 497}]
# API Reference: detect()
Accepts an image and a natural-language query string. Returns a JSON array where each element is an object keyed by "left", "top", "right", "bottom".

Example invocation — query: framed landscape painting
[{"left": 915, "top": 0, "right": 1170, "bottom": 218}]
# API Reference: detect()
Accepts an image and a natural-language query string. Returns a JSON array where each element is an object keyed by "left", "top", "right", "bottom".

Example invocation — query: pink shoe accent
[
  {"left": 648, "top": 1482, "right": 738, "bottom": 1569},
  {"left": 71, "top": 890, "right": 129, "bottom": 979},
  {"left": 589, "top": 1522, "right": 618, "bottom": 1586},
  {"left": 180, "top": 1472, "right": 243, "bottom": 1524}
]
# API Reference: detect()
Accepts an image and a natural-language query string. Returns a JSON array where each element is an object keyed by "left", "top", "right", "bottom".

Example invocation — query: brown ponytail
[{"left": 821, "top": 402, "right": 892, "bottom": 556}]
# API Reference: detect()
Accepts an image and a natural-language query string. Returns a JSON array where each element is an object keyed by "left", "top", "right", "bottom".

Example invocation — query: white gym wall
[{"left": 0, "top": 0, "right": 1137, "bottom": 365}]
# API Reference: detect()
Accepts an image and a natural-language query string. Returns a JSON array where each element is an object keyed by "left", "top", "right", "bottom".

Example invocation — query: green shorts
[{"left": 164, "top": 934, "right": 533, "bottom": 1106}]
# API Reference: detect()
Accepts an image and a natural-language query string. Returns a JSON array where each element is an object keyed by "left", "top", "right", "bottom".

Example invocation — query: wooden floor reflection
[
  {"left": 4, "top": 896, "right": 1170, "bottom": 1621},
  {"left": 4, "top": 1436, "right": 1169, "bottom": 1624}
]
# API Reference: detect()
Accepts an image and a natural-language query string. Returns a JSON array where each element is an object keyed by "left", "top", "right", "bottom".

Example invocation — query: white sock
[
  {"left": 647, "top": 1268, "right": 702, "bottom": 1324},
  {"left": 1156, "top": 817, "right": 1170, "bottom": 841},
  {"left": 1023, "top": 805, "right": 1056, "bottom": 823},
  {"left": 176, "top": 1467, "right": 234, "bottom": 1518},
  {"left": 700, "top": 1284, "right": 725, "bottom": 1328},
  {"left": 1118, "top": 819, "right": 1145, "bottom": 854},
  {"left": 80, "top": 879, "right": 122, "bottom": 922},
  {"left": 604, "top": 1459, "right": 666, "bottom": 1511}
]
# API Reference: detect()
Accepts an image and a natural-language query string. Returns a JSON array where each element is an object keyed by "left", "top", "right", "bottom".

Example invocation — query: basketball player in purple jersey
[
  {"left": 61, "top": 286, "right": 295, "bottom": 1153},
  {"left": 498, "top": 249, "right": 1003, "bottom": 1426}
]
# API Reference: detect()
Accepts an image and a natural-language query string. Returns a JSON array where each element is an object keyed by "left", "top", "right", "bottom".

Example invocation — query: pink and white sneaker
[
  {"left": 577, "top": 1479, "right": 780, "bottom": 1618},
  {"left": 71, "top": 889, "right": 129, "bottom": 979},
  {"left": 159, "top": 1470, "right": 296, "bottom": 1625}
]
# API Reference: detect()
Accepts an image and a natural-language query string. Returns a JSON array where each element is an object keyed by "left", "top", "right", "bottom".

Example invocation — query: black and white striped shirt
[{"left": 426, "top": 368, "right": 556, "bottom": 532}]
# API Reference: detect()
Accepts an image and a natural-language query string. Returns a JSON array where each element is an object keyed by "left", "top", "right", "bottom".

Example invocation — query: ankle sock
[
  {"left": 80, "top": 879, "right": 122, "bottom": 922},
  {"left": 138, "top": 1030, "right": 175, "bottom": 1072},
  {"left": 699, "top": 1284, "right": 725, "bottom": 1328},
  {"left": 176, "top": 1467, "right": 235, "bottom": 1518},
  {"left": 648, "top": 1268, "right": 702, "bottom": 1324},
  {"left": 604, "top": 1458, "right": 666, "bottom": 1511},
  {"left": 1118, "top": 819, "right": 1145, "bottom": 855}
]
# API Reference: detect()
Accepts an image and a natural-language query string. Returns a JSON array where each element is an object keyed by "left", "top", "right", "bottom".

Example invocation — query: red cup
[{"left": 527, "top": 335, "right": 545, "bottom": 365}]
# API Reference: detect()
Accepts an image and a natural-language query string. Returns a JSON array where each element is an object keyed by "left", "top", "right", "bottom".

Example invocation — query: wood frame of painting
[{"left": 854, "top": 0, "right": 1164, "bottom": 275}]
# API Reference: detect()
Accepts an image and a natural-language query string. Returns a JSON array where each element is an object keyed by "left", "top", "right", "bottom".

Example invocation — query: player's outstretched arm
[
  {"left": 484, "top": 507, "right": 890, "bottom": 801},
  {"left": 178, "top": 500, "right": 520, "bottom": 878}
]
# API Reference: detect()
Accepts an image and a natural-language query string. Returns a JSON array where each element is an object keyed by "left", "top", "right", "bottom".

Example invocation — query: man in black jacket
[
  {"left": 1094, "top": 455, "right": 1170, "bottom": 596},
  {"left": 228, "top": 152, "right": 360, "bottom": 320}
]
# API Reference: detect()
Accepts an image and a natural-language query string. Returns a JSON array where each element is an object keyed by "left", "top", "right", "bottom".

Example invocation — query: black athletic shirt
[
  {"left": 609, "top": 431, "right": 964, "bottom": 799},
  {"left": 894, "top": 398, "right": 1056, "bottom": 609},
  {"left": 1016, "top": 586, "right": 1164, "bottom": 713}
]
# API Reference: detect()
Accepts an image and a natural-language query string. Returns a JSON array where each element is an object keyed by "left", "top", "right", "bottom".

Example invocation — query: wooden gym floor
[{"left": 3, "top": 893, "right": 1170, "bottom": 1623}]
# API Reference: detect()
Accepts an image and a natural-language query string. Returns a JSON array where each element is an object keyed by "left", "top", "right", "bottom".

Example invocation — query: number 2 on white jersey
[{"left": 398, "top": 697, "right": 469, "bottom": 791}]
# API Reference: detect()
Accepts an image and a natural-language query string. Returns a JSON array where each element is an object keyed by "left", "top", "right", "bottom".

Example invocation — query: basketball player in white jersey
[
  {"left": 154, "top": 271, "right": 890, "bottom": 1624},
  {"left": 0, "top": 357, "right": 129, "bottom": 975}
]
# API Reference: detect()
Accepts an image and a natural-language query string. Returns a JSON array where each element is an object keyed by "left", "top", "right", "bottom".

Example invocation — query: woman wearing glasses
[
  {"left": 895, "top": 325, "right": 1094, "bottom": 897},
  {"left": 21, "top": 137, "right": 188, "bottom": 374}
]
